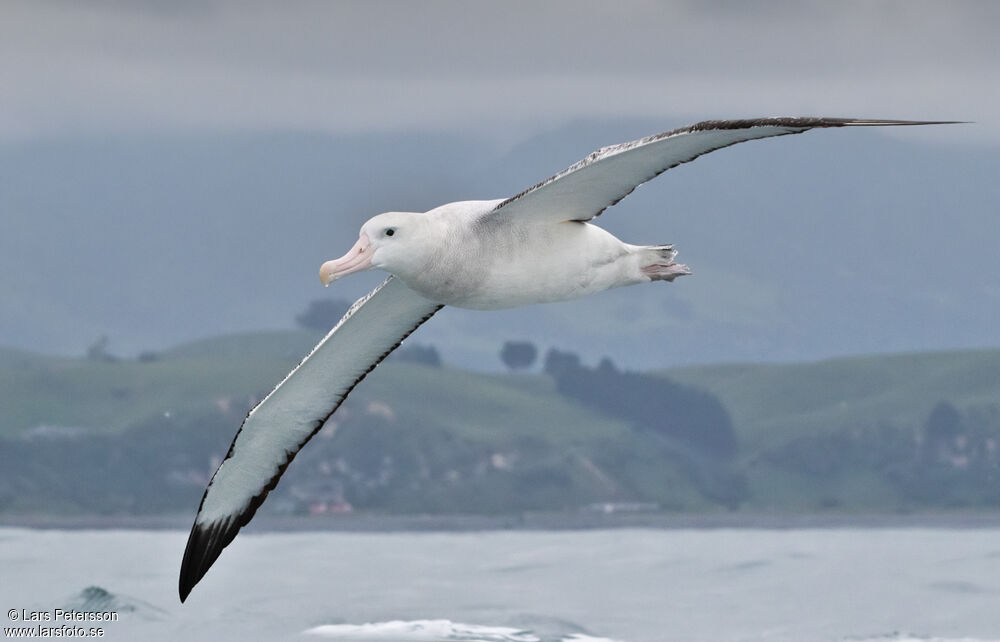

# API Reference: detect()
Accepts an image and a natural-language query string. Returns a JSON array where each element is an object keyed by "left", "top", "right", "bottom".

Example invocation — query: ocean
[{"left": 1, "top": 525, "right": 999, "bottom": 641}]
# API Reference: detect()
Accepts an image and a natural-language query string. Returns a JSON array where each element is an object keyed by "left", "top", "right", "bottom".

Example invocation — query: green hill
[
  {"left": 5, "top": 333, "right": 999, "bottom": 451},
  {"left": 0, "top": 333, "right": 624, "bottom": 443},
  {"left": 2, "top": 336, "right": 999, "bottom": 515},
  {"left": 0, "top": 333, "right": 322, "bottom": 438},
  {"left": 1, "top": 334, "right": 718, "bottom": 514},
  {"left": 665, "top": 349, "right": 1000, "bottom": 455}
]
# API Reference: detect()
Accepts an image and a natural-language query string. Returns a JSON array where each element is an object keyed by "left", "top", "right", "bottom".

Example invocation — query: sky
[
  {"left": 1, "top": 1, "right": 995, "bottom": 142},
  {"left": 1, "top": 1, "right": 997, "bottom": 368}
]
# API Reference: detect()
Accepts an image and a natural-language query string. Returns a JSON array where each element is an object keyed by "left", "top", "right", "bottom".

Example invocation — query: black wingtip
[
  {"left": 685, "top": 117, "right": 967, "bottom": 132},
  {"left": 178, "top": 516, "right": 237, "bottom": 603},
  {"left": 837, "top": 118, "right": 968, "bottom": 126}
]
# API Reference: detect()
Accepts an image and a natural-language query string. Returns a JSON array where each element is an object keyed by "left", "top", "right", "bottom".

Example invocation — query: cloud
[{"left": 0, "top": 1, "right": 995, "bottom": 141}]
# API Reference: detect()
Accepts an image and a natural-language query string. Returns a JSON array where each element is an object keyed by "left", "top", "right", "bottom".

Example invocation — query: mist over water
[{"left": 3, "top": 527, "right": 1000, "bottom": 642}]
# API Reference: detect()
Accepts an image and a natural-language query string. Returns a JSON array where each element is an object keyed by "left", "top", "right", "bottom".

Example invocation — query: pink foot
[{"left": 642, "top": 262, "right": 692, "bottom": 282}]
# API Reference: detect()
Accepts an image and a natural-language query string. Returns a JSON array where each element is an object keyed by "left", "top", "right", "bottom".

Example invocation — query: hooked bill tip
[
  {"left": 319, "top": 234, "right": 373, "bottom": 285},
  {"left": 319, "top": 259, "right": 342, "bottom": 286}
]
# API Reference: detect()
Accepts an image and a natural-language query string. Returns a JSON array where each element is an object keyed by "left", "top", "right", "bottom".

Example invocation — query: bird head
[{"left": 319, "top": 212, "right": 431, "bottom": 285}]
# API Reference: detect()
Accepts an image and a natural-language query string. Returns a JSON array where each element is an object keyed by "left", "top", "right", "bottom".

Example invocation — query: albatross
[{"left": 179, "top": 117, "right": 955, "bottom": 601}]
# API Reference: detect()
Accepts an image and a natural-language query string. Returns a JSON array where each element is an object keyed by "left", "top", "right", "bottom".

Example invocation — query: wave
[
  {"left": 303, "top": 619, "right": 623, "bottom": 642},
  {"left": 303, "top": 622, "right": 1000, "bottom": 642},
  {"left": 63, "top": 585, "right": 169, "bottom": 621},
  {"left": 844, "top": 633, "right": 1000, "bottom": 642}
]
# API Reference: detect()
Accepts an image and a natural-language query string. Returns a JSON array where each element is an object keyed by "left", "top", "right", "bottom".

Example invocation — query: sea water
[{"left": 1, "top": 526, "right": 999, "bottom": 641}]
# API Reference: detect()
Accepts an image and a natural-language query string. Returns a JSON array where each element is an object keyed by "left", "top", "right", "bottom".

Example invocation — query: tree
[
  {"left": 85, "top": 335, "right": 117, "bottom": 362},
  {"left": 926, "top": 401, "right": 963, "bottom": 442},
  {"left": 295, "top": 298, "right": 351, "bottom": 331},
  {"left": 922, "top": 400, "right": 964, "bottom": 462},
  {"left": 500, "top": 341, "right": 538, "bottom": 371},
  {"left": 542, "top": 347, "right": 581, "bottom": 377},
  {"left": 543, "top": 347, "right": 738, "bottom": 459},
  {"left": 596, "top": 357, "right": 618, "bottom": 376}
]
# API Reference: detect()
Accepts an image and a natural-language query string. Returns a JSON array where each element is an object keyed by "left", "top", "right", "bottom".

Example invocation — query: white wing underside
[
  {"left": 489, "top": 117, "right": 955, "bottom": 224},
  {"left": 179, "top": 276, "right": 442, "bottom": 600}
]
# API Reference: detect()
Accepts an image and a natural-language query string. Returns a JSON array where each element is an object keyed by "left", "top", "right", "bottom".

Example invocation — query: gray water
[{"left": 2, "top": 526, "right": 999, "bottom": 642}]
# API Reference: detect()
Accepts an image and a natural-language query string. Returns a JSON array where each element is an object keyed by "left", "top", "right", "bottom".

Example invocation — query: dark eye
[{"left": 384, "top": 228, "right": 395, "bottom": 237}]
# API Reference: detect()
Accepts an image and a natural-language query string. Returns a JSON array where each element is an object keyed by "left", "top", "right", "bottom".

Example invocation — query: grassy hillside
[
  {"left": 665, "top": 349, "right": 1000, "bottom": 455},
  {"left": 0, "top": 333, "right": 321, "bottom": 438},
  {"left": 2, "top": 335, "right": 999, "bottom": 515},
  {"left": 5, "top": 336, "right": 1000, "bottom": 454},
  {"left": 0, "top": 333, "right": 628, "bottom": 443},
  {"left": 4, "top": 334, "right": 709, "bottom": 514}
]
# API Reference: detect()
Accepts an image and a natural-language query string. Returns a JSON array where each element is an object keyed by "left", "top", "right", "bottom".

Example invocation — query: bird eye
[{"left": 384, "top": 228, "right": 395, "bottom": 237}]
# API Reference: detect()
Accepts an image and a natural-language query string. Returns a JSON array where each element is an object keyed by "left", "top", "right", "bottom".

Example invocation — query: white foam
[
  {"left": 304, "top": 620, "right": 538, "bottom": 641},
  {"left": 303, "top": 619, "right": 623, "bottom": 642},
  {"left": 844, "top": 633, "right": 1000, "bottom": 642}
]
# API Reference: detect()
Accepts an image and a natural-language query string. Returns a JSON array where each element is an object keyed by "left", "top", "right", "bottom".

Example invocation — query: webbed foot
[{"left": 642, "top": 262, "right": 692, "bottom": 282}]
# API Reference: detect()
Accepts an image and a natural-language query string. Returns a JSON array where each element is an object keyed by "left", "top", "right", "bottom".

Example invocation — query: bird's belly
[
  {"left": 438, "top": 252, "right": 640, "bottom": 310},
  {"left": 399, "top": 221, "right": 643, "bottom": 309}
]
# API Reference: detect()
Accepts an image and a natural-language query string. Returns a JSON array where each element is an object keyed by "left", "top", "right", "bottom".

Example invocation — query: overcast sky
[
  {"left": 1, "top": 1, "right": 995, "bottom": 143},
  {"left": 1, "top": 1, "right": 997, "bottom": 366}
]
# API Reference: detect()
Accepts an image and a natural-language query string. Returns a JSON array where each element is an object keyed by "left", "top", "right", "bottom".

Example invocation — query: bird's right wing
[
  {"left": 179, "top": 275, "right": 442, "bottom": 602},
  {"left": 489, "top": 117, "right": 958, "bottom": 224}
]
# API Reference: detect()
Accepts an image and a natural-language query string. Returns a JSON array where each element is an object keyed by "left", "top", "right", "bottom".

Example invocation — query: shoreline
[{"left": 5, "top": 511, "right": 1000, "bottom": 532}]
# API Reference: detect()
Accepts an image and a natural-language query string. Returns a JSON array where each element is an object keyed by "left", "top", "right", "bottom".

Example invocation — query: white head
[{"left": 319, "top": 212, "right": 434, "bottom": 285}]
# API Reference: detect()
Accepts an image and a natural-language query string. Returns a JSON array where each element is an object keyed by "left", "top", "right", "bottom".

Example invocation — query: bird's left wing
[
  {"left": 179, "top": 276, "right": 442, "bottom": 602},
  {"left": 489, "top": 117, "right": 957, "bottom": 224}
]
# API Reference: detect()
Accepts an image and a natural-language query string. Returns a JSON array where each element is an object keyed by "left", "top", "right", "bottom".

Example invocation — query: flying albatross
[{"left": 179, "top": 117, "right": 955, "bottom": 601}]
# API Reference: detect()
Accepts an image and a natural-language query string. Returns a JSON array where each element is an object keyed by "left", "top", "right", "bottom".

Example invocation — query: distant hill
[
  {"left": 0, "top": 333, "right": 320, "bottom": 438},
  {"left": 1, "top": 334, "right": 999, "bottom": 515},
  {"left": 666, "top": 349, "right": 1000, "bottom": 454},
  {"left": 0, "top": 333, "right": 720, "bottom": 514}
]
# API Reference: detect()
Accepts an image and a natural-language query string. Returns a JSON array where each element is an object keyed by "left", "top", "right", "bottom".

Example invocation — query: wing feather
[
  {"left": 178, "top": 276, "right": 442, "bottom": 601},
  {"left": 490, "top": 117, "right": 959, "bottom": 223}
]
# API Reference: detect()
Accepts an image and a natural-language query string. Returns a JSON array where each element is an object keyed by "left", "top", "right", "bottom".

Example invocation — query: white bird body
[
  {"left": 380, "top": 199, "right": 670, "bottom": 309},
  {"left": 179, "top": 117, "right": 957, "bottom": 602}
]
